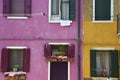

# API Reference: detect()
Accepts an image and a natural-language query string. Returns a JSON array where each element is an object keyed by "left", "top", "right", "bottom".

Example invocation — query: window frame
[
  {"left": 3, "top": 0, "right": 31, "bottom": 19},
  {"left": 44, "top": 43, "right": 75, "bottom": 58},
  {"left": 1, "top": 46, "right": 30, "bottom": 72},
  {"left": 48, "top": 0, "right": 73, "bottom": 23},
  {"left": 6, "top": 46, "right": 27, "bottom": 72},
  {"left": 48, "top": 61, "right": 70, "bottom": 80},
  {"left": 92, "top": 0, "right": 113, "bottom": 23},
  {"left": 90, "top": 48, "right": 119, "bottom": 78}
]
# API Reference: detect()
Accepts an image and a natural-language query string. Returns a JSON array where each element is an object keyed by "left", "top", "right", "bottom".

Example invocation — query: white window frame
[
  {"left": 93, "top": 0, "right": 114, "bottom": 23},
  {"left": 49, "top": 0, "right": 61, "bottom": 23},
  {"left": 48, "top": 0, "right": 72, "bottom": 25},
  {"left": 48, "top": 61, "right": 70, "bottom": 80}
]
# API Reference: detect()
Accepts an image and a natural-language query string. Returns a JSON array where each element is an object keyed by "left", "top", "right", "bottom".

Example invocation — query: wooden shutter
[
  {"left": 90, "top": 50, "right": 97, "bottom": 77},
  {"left": 110, "top": 50, "right": 119, "bottom": 78},
  {"left": 117, "top": 14, "right": 120, "bottom": 35},
  {"left": 69, "top": 0, "right": 75, "bottom": 20},
  {"left": 67, "top": 44, "right": 75, "bottom": 58},
  {"left": 1, "top": 48, "right": 10, "bottom": 72},
  {"left": 23, "top": 48, "right": 30, "bottom": 72},
  {"left": 44, "top": 44, "right": 52, "bottom": 57},
  {"left": 25, "top": 0, "right": 31, "bottom": 17},
  {"left": 3, "top": 0, "right": 10, "bottom": 16}
]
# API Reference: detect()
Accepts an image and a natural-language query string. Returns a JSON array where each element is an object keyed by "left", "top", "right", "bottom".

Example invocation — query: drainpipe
[{"left": 77, "top": 0, "right": 81, "bottom": 79}]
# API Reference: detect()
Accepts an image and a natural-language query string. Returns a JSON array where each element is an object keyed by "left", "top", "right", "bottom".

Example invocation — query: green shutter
[
  {"left": 69, "top": 0, "right": 75, "bottom": 20},
  {"left": 110, "top": 50, "right": 119, "bottom": 78},
  {"left": 95, "top": 0, "right": 111, "bottom": 20},
  {"left": 90, "top": 50, "right": 97, "bottom": 77}
]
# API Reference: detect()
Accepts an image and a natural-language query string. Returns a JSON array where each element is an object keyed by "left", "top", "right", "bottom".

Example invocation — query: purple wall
[{"left": 0, "top": 0, "right": 82, "bottom": 80}]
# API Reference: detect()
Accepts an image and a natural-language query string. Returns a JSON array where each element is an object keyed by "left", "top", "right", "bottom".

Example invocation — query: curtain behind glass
[
  {"left": 51, "top": 0, "right": 59, "bottom": 15},
  {"left": 61, "top": 0, "right": 69, "bottom": 20},
  {"left": 10, "top": 49, "right": 23, "bottom": 71},
  {"left": 96, "top": 51, "right": 111, "bottom": 76}
]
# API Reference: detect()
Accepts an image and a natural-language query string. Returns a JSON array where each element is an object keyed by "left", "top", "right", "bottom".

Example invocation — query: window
[
  {"left": 3, "top": 0, "right": 31, "bottom": 18},
  {"left": 52, "top": 45, "right": 68, "bottom": 56},
  {"left": 9, "top": 49, "right": 24, "bottom": 71},
  {"left": 93, "top": 0, "right": 113, "bottom": 22},
  {"left": 1, "top": 48, "right": 30, "bottom": 72},
  {"left": 49, "top": 0, "right": 75, "bottom": 22},
  {"left": 90, "top": 50, "right": 119, "bottom": 78},
  {"left": 44, "top": 43, "right": 75, "bottom": 58}
]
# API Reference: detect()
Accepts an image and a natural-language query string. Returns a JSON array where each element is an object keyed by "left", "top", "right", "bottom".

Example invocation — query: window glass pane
[
  {"left": 52, "top": 45, "right": 67, "bottom": 56},
  {"left": 95, "top": 0, "right": 111, "bottom": 20},
  {"left": 96, "top": 51, "right": 111, "bottom": 77},
  {"left": 51, "top": 0, "right": 59, "bottom": 15},
  {"left": 11, "top": 0, "right": 25, "bottom": 16},
  {"left": 61, "top": 0, "right": 69, "bottom": 20},
  {"left": 9, "top": 49, "right": 23, "bottom": 71}
]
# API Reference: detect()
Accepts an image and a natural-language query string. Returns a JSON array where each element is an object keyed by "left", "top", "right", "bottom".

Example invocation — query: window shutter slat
[
  {"left": 25, "top": 0, "right": 31, "bottom": 17},
  {"left": 44, "top": 44, "right": 52, "bottom": 57},
  {"left": 23, "top": 48, "right": 30, "bottom": 72},
  {"left": 3, "top": 0, "right": 10, "bottom": 16},
  {"left": 1, "top": 48, "right": 9, "bottom": 72},
  {"left": 69, "top": 0, "right": 75, "bottom": 20},
  {"left": 67, "top": 44, "right": 75, "bottom": 58},
  {"left": 90, "top": 50, "right": 97, "bottom": 77},
  {"left": 110, "top": 50, "right": 119, "bottom": 78}
]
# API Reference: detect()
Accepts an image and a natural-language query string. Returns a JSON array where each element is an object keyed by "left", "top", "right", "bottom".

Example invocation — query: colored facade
[
  {"left": 83, "top": 0, "right": 120, "bottom": 80},
  {"left": 0, "top": 0, "right": 82, "bottom": 80}
]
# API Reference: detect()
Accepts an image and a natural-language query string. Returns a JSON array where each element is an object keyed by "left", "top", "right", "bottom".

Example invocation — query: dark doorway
[{"left": 50, "top": 62, "right": 68, "bottom": 80}]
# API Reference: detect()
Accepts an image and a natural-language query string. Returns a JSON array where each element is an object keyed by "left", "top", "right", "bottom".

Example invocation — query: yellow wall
[{"left": 83, "top": 0, "right": 120, "bottom": 78}]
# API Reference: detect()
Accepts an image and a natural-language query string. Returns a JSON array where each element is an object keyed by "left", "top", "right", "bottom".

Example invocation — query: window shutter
[
  {"left": 1, "top": 48, "right": 10, "bottom": 72},
  {"left": 117, "top": 14, "right": 120, "bottom": 35},
  {"left": 95, "top": 0, "right": 110, "bottom": 20},
  {"left": 23, "top": 48, "right": 30, "bottom": 72},
  {"left": 25, "top": 0, "right": 31, "bottom": 17},
  {"left": 110, "top": 50, "right": 119, "bottom": 78},
  {"left": 69, "top": 0, "right": 75, "bottom": 20},
  {"left": 3, "top": 0, "right": 10, "bottom": 16},
  {"left": 44, "top": 44, "right": 52, "bottom": 57},
  {"left": 67, "top": 44, "right": 75, "bottom": 58},
  {"left": 90, "top": 50, "right": 97, "bottom": 77}
]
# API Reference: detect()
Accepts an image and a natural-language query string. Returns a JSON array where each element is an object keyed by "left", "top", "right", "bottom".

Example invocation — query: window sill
[
  {"left": 92, "top": 20, "right": 113, "bottom": 23},
  {"left": 49, "top": 20, "right": 72, "bottom": 26},
  {"left": 91, "top": 77, "right": 117, "bottom": 80},
  {"left": 4, "top": 72, "right": 26, "bottom": 75},
  {"left": 7, "top": 16, "right": 28, "bottom": 19}
]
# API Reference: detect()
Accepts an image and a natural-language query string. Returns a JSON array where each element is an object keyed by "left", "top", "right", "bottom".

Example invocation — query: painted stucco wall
[
  {"left": 0, "top": 0, "right": 82, "bottom": 80},
  {"left": 83, "top": 0, "right": 120, "bottom": 79}
]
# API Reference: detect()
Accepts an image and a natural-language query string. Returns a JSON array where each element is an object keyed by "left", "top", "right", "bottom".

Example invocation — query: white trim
[
  {"left": 91, "top": 47, "right": 115, "bottom": 50},
  {"left": 6, "top": 46, "right": 27, "bottom": 49},
  {"left": 48, "top": 61, "right": 50, "bottom": 80},
  {"left": 48, "top": 0, "right": 61, "bottom": 22},
  {"left": 93, "top": 0, "right": 113, "bottom": 22},
  {"left": 48, "top": 43, "right": 70, "bottom": 45},
  {"left": 4, "top": 72, "right": 26, "bottom": 74},
  {"left": 68, "top": 61, "right": 70, "bottom": 80},
  {"left": 7, "top": 17, "right": 28, "bottom": 19},
  {"left": 92, "top": 20, "right": 113, "bottom": 23},
  {"left": 48, "top": 62, "right": 70, "bottom": 80}
]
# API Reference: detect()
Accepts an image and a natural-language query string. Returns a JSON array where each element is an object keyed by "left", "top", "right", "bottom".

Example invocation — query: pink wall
[{"left": 0, "top": 0, "right": 82, "bottom": 80}]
